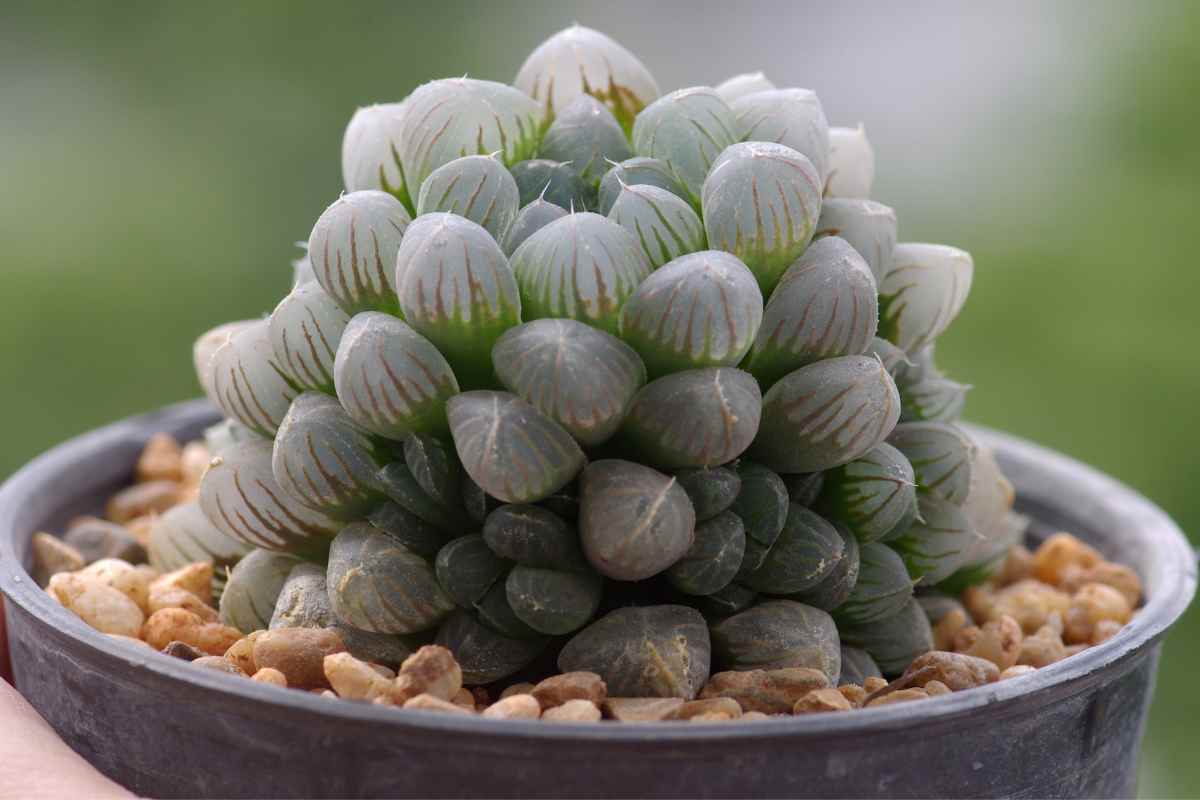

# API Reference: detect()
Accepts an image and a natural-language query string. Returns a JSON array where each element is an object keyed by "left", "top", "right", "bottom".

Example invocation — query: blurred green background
[{"left": 1, "top": 0, "right": 1196, "bottom": 794}]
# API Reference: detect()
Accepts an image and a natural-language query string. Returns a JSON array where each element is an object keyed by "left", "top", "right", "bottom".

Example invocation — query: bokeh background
[{"left": 1, "top": 0, "right": 1197, "bottom": 793}]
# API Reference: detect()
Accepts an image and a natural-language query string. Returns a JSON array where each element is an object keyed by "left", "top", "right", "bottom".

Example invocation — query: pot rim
[{"left": 1, "top": 399, "right": 1194, "bottom": 743}]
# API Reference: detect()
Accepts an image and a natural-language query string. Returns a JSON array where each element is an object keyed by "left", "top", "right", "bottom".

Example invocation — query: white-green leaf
[
  {"left": 714, "top": 71, "right": 775, "bottom": 104},
  {"left": 308, "top": 190, "right": 412, "bottom": 314},
  {"left": 730, "top": 88, "right": 830, "bottom": 180},
  {"left": 341, "top": 102, "right": 410, "bottom": 207},
  {"left": 607, "top": 183, "right": 705, "bottom": 268},
  {"left": 268, "top": 281, "right": 350, "bottom": 395},
  {"left": 813, "top": 198, "right": 897, "bottom": 285},
  {"left": 632, "top": 87, "right": 739, "bottom": 205},
  {"left": 878, "top": 243, "right": 974, "bottom": 353},
  {"left": 416, "top": 154, "right": 520, "bottom": 243},
  {"left": 208, "top": 319, "right": 297, "bottom": 438},
  {"left": 826, "top": 124, "right": 875, "bottom": 199}
]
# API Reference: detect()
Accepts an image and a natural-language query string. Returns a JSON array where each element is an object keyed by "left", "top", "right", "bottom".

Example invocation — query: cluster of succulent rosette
[{"left": 176, "top": 25, "right": 1025, "bottom": 694}]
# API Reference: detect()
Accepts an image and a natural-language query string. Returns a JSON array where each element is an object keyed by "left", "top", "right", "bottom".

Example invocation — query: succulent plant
[{"left": 192, "top": 25, "right": 1007, "bottom": 690}]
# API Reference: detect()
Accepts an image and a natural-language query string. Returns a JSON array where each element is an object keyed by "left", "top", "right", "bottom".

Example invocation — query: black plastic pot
[{"left": 0, "top": 400, "right": 1194, "bottom": 799}]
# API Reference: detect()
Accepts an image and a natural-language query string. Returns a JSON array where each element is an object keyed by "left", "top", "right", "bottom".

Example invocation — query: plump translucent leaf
[
  {"left": 825, "top": 124, "right": 875, "bottom": 199},
  {"left": 665, "top": 511, "right": 746, "bottom": 596},
  {"left": 415, "top": 154, "right": 520, "bottom": 243},
  {"left": 506, "top": 566, "right": 603, "bottom": 635},
  {"left": 193, "top": 319, "right": 254, "bottom": 406},
  {"left": 268, "top": 281, "right": 350, "bottom": 394},
  {"left": 436, "top": 609, "right": 548, "bottom": 684},
  {"left": 895, "top": 350, "right": 971, "bottom": 423},
  {"left": 597, "top": 156, "right": 688, "bottom": 215},
  {"left": 608, "top": 183, "right": 705, "bottom": 268},
  {"left": 865, "top": 337, "right": 913, "bottom": 378},
  {"left": 367, "top": 501, "right": 450, "bottom": 559},
  {"left": 509, "top": 159, "right": 593, "bottom": 211},
  {"left": 838, "top": 597, "right": 933, "bottom": 676},
  {"left": 435, "top": 534, "right": 510, "bottom": 608},
  {"left": 832, "top": 541, "right": 914, "bottom": 626},
  {"left": 341, "top": 102, "right": 411, "bottom": 209},
  {"left": 482, "top": 504, "right": 589, "bottom": 571},
  {"left": 714, "top": 71, "right": 776, "bottom": 104},
  {"left": 474, "top": 580, "right": 542, "bottom": 640},
  {"left": 742, "top": 504, "right": 844, "bottom": 594},
  {"left": 539, "top": 95, "right": 633, "bottom": 186},
  {"left": 375, "top": 459, "right": 471, "bottom": 532},
  {"left": 509, "top": 211, "right": 650, "bottom": 334},
  {"left": 198, "top": 439, "right": 341, "bottom": 556},
  {"left": 701, "top": 141, "right": 823, "bottom": 294},
  {"left": 578, "top": 459, "right": 696, "bottom": 581},
  {"left": 729, "top": 461, "right": 789, "bottom": 548},
  {"left": 447, "top": 390, "right": 586, "bottom": 504},
  {"left": 204, "top": 419, "right": 255, "bottom": 458},
  {"left": 793, "top": 523, "right": 860, "bottom": 612},
  {"left": 492, "top": 318, "right": 645, "bottom": 446},
  {"left": 618, "top": 250, "right": 762, "bottom": 377},
  {"left": 878, "top": 243, "right": 974, "bottom": 354},
  {"left": 887, "top": 421, "right": 975, "bottom": 505},
  {"left": 398, "top": 77, "right": 541, "bottom": 193},
  {"left": 208, "top": 319, "right": 297, "bottom": 438},
  {"left": 673, "top": 466, "right": 741, "bottom": 522},
  {"left": 632, "top": 87, "right": 739, "bottom": 205},
  {"left": 329, "top": 522, "right": 455, "bottom": 634},
  {"left": 890, "top": 492, "right": 976, "bottom": 585},
  {"left": 462, "top": 476, "right": 501, "bottom": 525},
  {"left": 502, "top": 199, "right": 567, "bottom": 256},
  {"left": 558, "top": 605, "right": 711, "bottom": 698},
  {"left": 219, "top": 549, "right": 301, "bottom": 634},
  {"left": 292, "top": 247, "right": 316, "bottom": 288},
  {"left": 148, "top": 500, "right": 252, "bottom": 590},
  {"left": 514, "top": 24, "right": 659, "bottom": 133},
  {"left": 781, "top": 472, "right": 825, "bottom": 507},
  {"left": 333, "top": 311, "right": 459, "bottom": 440},
  {"left": 838, "top": 644, "right": 882, "bottom": 685},
  {"left": 953, "top": 441, "right": 1020, "bottom": 581},
  {"left": 710, "top": 599, "right": 841, "bottom": 684},
  {"left": 744, "top": 236, "right": 878, "bottom": 387},
  {"left": 308, "top": 190, "right": 412, "bottom": 315},
  {"left": 730, "top": 88, "right": 830, "bottom": 180},
  {"left": 752, "top": 355, "right": 901, "bottom": 473},
  {"left": 270, "top": 562, "right": 334, "bottom": 629},
  {"left": 813, "top": 198, "right": 898, "bottom": 285},
  {"left": 394, "top": 213, "right": 522, "bottom": 388},
  {"left": 698, "top": 583, "right": 758, "bottom": 619},
  {"left": 272, "top": 392, "right": 388, "bottom": 519},
  {"left": 403, "top": 433, "right": 462, "bottom": 510},
  {"left": 817, "top": 442, "right": 918, "bottom": 544},
  {"left": 621, "top": 368, "right": 761, "bottom": 469}
]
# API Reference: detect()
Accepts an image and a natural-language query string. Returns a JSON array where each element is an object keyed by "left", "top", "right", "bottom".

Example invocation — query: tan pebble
[
  {"left": 106, "top": 633, "right": 153, "bottom": 649},
  {"left": 1061, "top": 562, "right": 1141, "bottom": 608},
  {"left": 162, "top": 640, "right": 204, "bottom": 661},
  {"left": 542, "top": 699, "right": 602, "bottom": 723},
  {"left": 602, "top": 697, "right": 685, "bottom": 722},
  {"left": 137, "top": 433, "right": 184, "bottom": 483},
  {"left": 318, "top": 689, "right": 338, "bottom": 699},
  {"left": 961, "top": 584, "right": 996, "bottom": 622},
  {"left": 1064, "top": 583, "right": 1132, "bottom": 645},
  {"left": 532, "top": 671, "right": 607, "bottom": 709},
  {"left": 991, "top": 580, "right": 1072, "bottom": 634},
  {"left": 867, "top": 688, "right": 929, "bottom": 707},
  {"left": 1091, "top": 619, "right": 1124, "bottom": 645},
  {"left": 792, "top": 688, "right": 853, "bottom": 714},
  {"left": 1000, "top": 665, "right": 1037, "bottom": 680},
  {"left": 740, "top": 711, "right": 771, "bottom": 721},
  {"left": 500, "top": 682, "right": 536, "bottom": 700},
  {"left": 689, "top": 712, "right": 734, "bottom": 722},
  {"left": 324, "top": 652, "right": 394, "bottom": 701},
  {"left": 180, "top": 441, "right": 212, "bottom": 486},
  {"left": 141, "top": 608, "right": 240, "bottom": 655},
  {"left": 901, "top": 651, "right": 999, "bottom": 691},
  {"left": 924, "top": 680, "right": 952, "bottom": 696},
  {"left": 150, "top": 562, "right": 214, "bottom": 605},
  {"left": 106, "top": 480, "right": 182, "bottom": 524},
  {"left": 1044, "top": 610, "right": 1065, "bottom": 636},
  {"left": 698, "top": 667, "right": 828, "bottom": 714},
  {"left": 482, "top": 694, "right": 542, "bottom": 720},
  {"left": 125, "top": 515, "right": 159, "bottom": 549},
  {"left": 864, "top": 676, "right": 888, "bottom": 693},
  {"left": 252, "top": 667, "right": 288, "bottom": 687},
  {"left": 403, "top": 693, "right": 474, "bottom": 715},
  {"left": 224, "top": 631, "right": 264, "bottom": 675},
  {"left": 452, "top": 687, "right": 476, "bottom": 708},
  {"left": 960, "top": 615, "right": 1023, "bottom": 670},
  {"left": 147, "top": 586, "right": 218, "bottom": 622},
  {"left": 1018, "top": 626, "right": 1066, "bottom": 668},
  {"left": 837, "top": 684, "right": 867, "bottom": 708},
  {"left": 393, "top": 645, "right": 463, "bottom": 703},
  {"left": 953, "top": 625, "right": 981, "bottom": 653},
  {"left": 191, "top": 656, "right": 246, "bottom": 677},
  {"left": 666, "top": 697, "right": 743, "bottom": 721},
  {"left": 369, "top": 663, "right": 396, "bottom": 680},
  {"left": 1032, "top": 533, "right": 1102, "bottom": 585},
  {"left": 1063, "top": 644, "right": 1088, "bottom": 658},
  {"left": 81, "top": 558, "right": 153, "bottom": 612},
  {"left": 30, "top": 532, "right": 85, "bottom": 587},
  {"left": 47, "top": 572, "right": 144, "bottom": 637},
  {"left": 993, "top": 545, "right": 1034, "bottom": 587},
  {"left": 253, "top": 628, "right": 347, "bottom": 689},
  {"left": 933, "top": 608, "right": 969, "bottom": 652}
]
